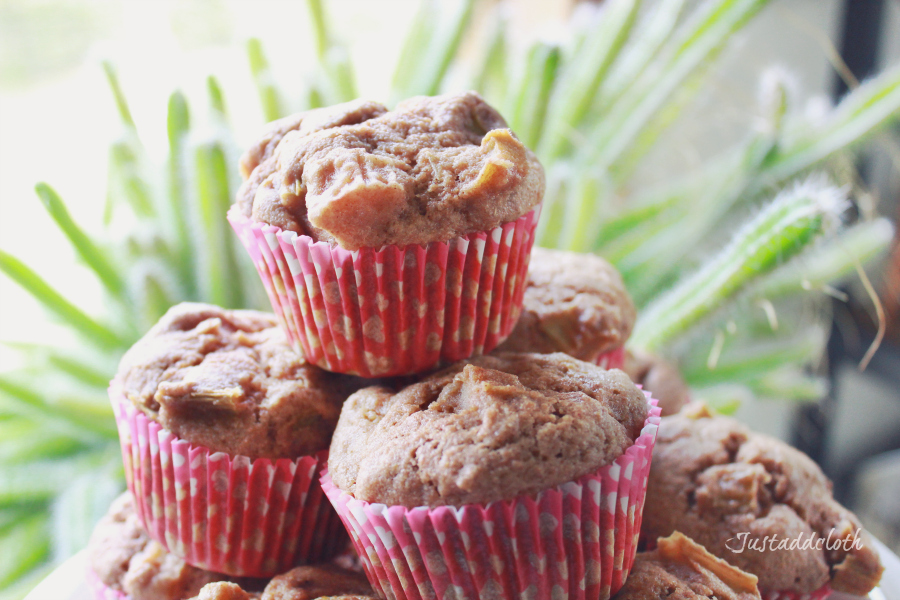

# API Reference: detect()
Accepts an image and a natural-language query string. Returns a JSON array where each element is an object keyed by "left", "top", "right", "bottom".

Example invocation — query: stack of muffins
[{"left": 88, "top": 92, "right": 883, "bottom": 600}]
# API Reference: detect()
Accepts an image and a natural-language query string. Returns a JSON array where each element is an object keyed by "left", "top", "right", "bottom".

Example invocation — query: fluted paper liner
[
  {"left": 322, "top": 392, "right": 661, "bottom": 600},
  {"left": 595, "top": 346, "right": 625, "bottom": 370},
  {"left": 110, "top": 385, "right": 345, "bottom": 577},
  {"left": 228, "top": 205, "right": 541, "bottom": 377}
]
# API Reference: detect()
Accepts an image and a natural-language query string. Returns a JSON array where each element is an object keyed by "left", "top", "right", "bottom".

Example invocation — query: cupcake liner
[
  {"left": 86, "top": 570, "right": 129, "bottom": 600},
  {"left": 761, "top": 586, "right": 832, "bottom": 600},
  {"left": 322, "top": 392, "right": 661, "bottom": 600},
  {"left": 111, "top": 385, "right": 346, "bottom": 577},
  {"left": 228, "top": 205, "right": 541, "bottom": 377},
  {"left": 595, "top": 346, "right": 625, "bottom": 370}
]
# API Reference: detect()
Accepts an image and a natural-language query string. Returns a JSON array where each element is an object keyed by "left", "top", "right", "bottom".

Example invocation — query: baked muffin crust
[
  {"left": 616, "top": 533, "right": 760, "bottom": 600},
  {"left": 496, "top": 248, "right": 636, "bottom": 361},
  {"left": 329, "top": 352, "right": 649, "bottom": 507},
  {"left": 193, "top": 566, "right": 375, "bottom": 600},
  {"left": 89, "top": 494, "right": 373, "bottom": 600},
  {"left": 114, "top": 303, "right": 359, "bottom": 459},
  {"left": 235, "top": 92, "right": 544, "bottom": 250},
  {"left": 88, "top": 494, "right": 228, "bottom": 600},
  {"left": 643, "top": 404, "right": 883, "bottom": 595}
]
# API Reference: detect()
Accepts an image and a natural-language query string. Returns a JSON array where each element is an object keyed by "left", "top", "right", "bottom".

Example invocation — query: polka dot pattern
[
  {"left": 322, "top": 393, "right": 662, "bottom": 600},
  {"left": 110, "top": 385, "right": 346, "bottom": 578},
  {"left": 228, "top": 206, "right": 541, "bottom": 377}
]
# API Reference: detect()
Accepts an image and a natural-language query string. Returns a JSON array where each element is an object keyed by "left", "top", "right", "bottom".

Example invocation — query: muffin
[
  {"left": 192, "top": 565, "right": 375, "bottom": 600},
  {"left": 642, "top": 404, "right": 883, "bottom": 598},
  {"left": 110, "top": 303, "right": 356, "bottom": 577},
  {"left": 87, "top": 493, "right": 236, "bottom": 600},
  {"left": 323, "top": 352, "right": 662, "bottom": 600},
  {"left": 615, "top": 533, "right": 760, "bottom": 600},
  {"left": 228, "top": 91, "right": 544, "bottom": 377},
  {"left": 87, "top": 494, "right": 374, "bottom": 600},
  {"left": 622, "top": 349, "right": 689, "bottom": 416},
  {"left": 497, "top": 247, "right": 636, "bottom": 369}
]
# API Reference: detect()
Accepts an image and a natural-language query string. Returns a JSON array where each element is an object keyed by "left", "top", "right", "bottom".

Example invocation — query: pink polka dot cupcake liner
[
  {"left": 110, "top": 385, "right": 346, "bottom": 578},
  {"left": 322, "top": 392, "right": 661, "bottom": 600},
  {"left": 86, "top": 569, "right": 129, "bottom": 600},
  {"left": 227, "top": 205, "right": 541, "bottom": 378},
  {"left": 761, "top": 586, "right": 832, "bottom": 600},
  {"left": 595, "top": 346, "right": 625, "bottom": 370}
]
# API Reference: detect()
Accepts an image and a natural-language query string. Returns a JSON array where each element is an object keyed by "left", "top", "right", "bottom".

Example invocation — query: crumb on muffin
[
  {"left": 496, "top": 247, "right": 636, "bottom": 361},
  {"left": 114, "top": 303, "right": 361, "bottom": 459},
  {"left": 643, "top": 403, "right": 883, "bottom": 595},
  {"left": 235, "top": 91, "right": 544, "bottom": 250},
  {"left": 328, "top": 352, "right": 649, "bottom": 507}
]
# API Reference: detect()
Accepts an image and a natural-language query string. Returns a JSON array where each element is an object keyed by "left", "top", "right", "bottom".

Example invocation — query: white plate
[{"left": 24, "top": 539, "right": 900, "bottom": 600}]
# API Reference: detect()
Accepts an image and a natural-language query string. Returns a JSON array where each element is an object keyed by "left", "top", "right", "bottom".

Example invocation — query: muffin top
[
  {"left": 235, "top": 91, "right": 544, "bottom": 250},
  {"left": 642, "top": 404, "right": 883, "bottom": 595},
  {"left": 622, "top": 349, "right": 689, "bottom": 417},
  {"left": 496, "top": 248, "right": 635, "bottom": 361},
  {"left": 88, "top": 493, "right": 230, "bottom": 600},
  {"left": 114, "top": 303, "right": 361, "bottom": 459},
  {"left": 329, "top": 352, "right": 649, "bottom": 507},
  {"left": 193, "top": 565, "right": 375, "bottom": 600},
  {"left": 615, "top": 533, "right": 759, "bottom": 600}
]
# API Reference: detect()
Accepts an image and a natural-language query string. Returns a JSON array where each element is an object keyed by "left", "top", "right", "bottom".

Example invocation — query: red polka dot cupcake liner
[
  {"left": 110, "top": 385, "right": 346, "bottom": 578},
  {"left": 86, "top": 569, "right": 129, "bottom": 600},
  {"left": 595, "top": 346, "right": 625, "bottom": 370},
  {"left": 761, "top": 586, "right": 832, "bottom": 600},
  {"left": 322, "top": 392, "right": 661, "bottom": 600},
  {"left": 227, "top": 205, "right": 541, "bottom": 378}
]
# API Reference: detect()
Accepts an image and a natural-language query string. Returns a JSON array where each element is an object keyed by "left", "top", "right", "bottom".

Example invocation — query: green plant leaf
[
  {"left": 34, "top": 183, "right": 125, "bottom": 301},
  {"left": 246, "top": 38, "right": 283, "bottom": 121},
  {"left": 540, "top": 0, "right": 641, "bottom": 160},
  {"left": 0, "top": 376, "right": 116, "bottom": 441},
  {"left": 631, "top": 178, "right": 847, "bottom": 350},
  {"left": 0, "top": 251, "right": 125, "bottom": 350},
  {"left": 391, "top": 0, "right": 476, "bottom": 99},
  {"left": 0, "top": 514, "right": 50, "bottom": 590}
]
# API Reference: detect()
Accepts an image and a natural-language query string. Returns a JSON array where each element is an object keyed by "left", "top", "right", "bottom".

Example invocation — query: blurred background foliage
[{"left": 0, "top": 0, "right": 898, "bottom": 595}]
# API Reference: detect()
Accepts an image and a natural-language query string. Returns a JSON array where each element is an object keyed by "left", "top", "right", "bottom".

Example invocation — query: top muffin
[
  {"left": 113, "top": 303, "right": 360, "bottom": 459},
  {"left": 235, "top": 91, "right": 544, "bottom": 250},
  {"left": 328, "top": 352, "right": 649, "bottom": 507}
]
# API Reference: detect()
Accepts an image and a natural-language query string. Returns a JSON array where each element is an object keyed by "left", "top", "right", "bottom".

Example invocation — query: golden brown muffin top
[
  {"left": 329, "top": 352, "right": 649, "bottom": 507},
  {"left": 642, "top": 404, "right": 883, "bottom": 595},
  {"left": 88, "top": 494, "right": 230, "bottom": 600},
  {"left": 616, "top": 533, "right": 760, "bottom": 600},
  {"left": 497, "top": 247, "right": 636, "bottom": 361},
  {"left": 114, "top": 303, "right": 362, "bottom": 459},
  {"left": 622, "top": 349, "right": 689, "bottom": 417},
  {"left": 235, "top": 92, "right": 544, "bottom": 250}
]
